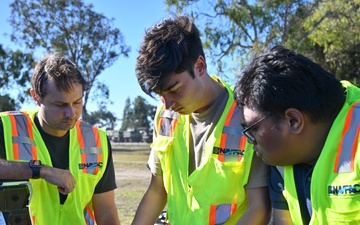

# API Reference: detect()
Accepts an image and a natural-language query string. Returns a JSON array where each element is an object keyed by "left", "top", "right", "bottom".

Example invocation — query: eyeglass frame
[{"left": 242, "top": 113, "right": 272, "bottom": 144}]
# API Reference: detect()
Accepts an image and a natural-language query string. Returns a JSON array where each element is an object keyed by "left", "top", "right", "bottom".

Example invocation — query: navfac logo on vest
[
  {"left": 78, "top": 162, "right": 103, "bottom": 170},
  {"left": 328, "top": 183, "right": 360, "bottom": 195}
]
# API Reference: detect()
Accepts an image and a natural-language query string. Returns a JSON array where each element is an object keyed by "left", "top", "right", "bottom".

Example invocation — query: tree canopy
[
  {"left": 120, "top": 96, "right": 156, "bottom": 133},
  {"left": 86, "top": 104, "right": 118, "bottom": 130},
  {"left": 302, "top": 0, "right": 360, "bottom": 84},
  {"left": 165, "top": 0, "right": 360, "bottom": 85},
  {"left": 9, "top": 0, "right": 131, "bottom": 119},
  {"left": 0, "top": 44, "right": 35, "bottom": 110}
]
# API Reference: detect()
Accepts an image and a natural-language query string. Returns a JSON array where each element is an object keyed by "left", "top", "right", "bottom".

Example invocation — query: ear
[
  {"left": 194, "top": 55, "right": 206, "bottom": 76},
  {"left": 284, "top": 108, "right": 304, "bottom": 134},
  {"left": 30, "top": 89, "right": 41, "bottom": 106}
]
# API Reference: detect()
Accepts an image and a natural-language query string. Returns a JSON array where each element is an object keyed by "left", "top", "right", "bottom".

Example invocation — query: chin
[
  {"left": 262, "top": 157, "right": 281, "bottom": 166},
  {"left": 176, "top": 108, "right": 190, "bottom": 115},
  {"left": 179, "top": 111, "right": 191, "bottom": 115}
]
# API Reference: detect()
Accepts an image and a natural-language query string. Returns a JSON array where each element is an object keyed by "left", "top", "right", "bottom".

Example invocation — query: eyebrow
[
  {"left": 53, "top": 97, "right": 83, "bottom": 104},
  {"left": 162, "top": 80, "right": 179, "bottom": 93}
]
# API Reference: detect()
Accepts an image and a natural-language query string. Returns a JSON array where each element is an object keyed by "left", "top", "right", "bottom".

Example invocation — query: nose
[
  {"left": 159, "top": 95, "right": 174, "bottom": 110},
  {"left": 64, "top": 105, "right": 76, "bottom": 118}
]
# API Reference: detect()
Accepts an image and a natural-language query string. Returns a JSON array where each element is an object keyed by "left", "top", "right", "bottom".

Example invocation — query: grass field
[
  {"left": 112, "top": 143, "right": 152, "bottom": 225},
  {"left": 111, "top": 143, "right": 274, "bottom": 225}
]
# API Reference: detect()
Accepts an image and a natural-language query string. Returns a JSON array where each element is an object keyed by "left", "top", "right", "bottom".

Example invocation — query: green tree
[
  {"left": 302, "top": 0, "right": 360, "bottom": 85},
  {"left": 133, "top": 96, "right": 156, "bottom": 130},
  {"left": 120, "top": 97, "right": 134, "bottom": 132},
  {"left": 9, "top": 0, "right": 131, "bottom": 120},
  {"left": 86, "top": 106, "right": 118, "bottom": 130},
  {"left": 0, "top": 44, "right": 35, "bottom": 109},
  {"left": 120, "top": 96, "right": 156, "bottom": 133},
  {"left": 166, "top": 0, "right": 321, "bottom": 80},
  {"left": 0, "top": 94, "right": 16, "bottom": 111},
  {"left": 165, "top": 0, "right": 359, "bottom": 84}
]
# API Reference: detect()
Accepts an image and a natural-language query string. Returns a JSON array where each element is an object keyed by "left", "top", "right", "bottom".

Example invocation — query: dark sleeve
[
  {"left": 94, "top": 137, "right": 117, "bottom": 194},
  {"left": 269, "top": 166, "right": 289, "bottom": 210},
  {"left": 0, "top": 119, "right": 6, "bottom": 159}
]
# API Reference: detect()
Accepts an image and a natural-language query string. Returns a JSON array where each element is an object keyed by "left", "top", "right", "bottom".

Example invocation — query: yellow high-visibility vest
[
  {"left": 0, "top": 110, "right": 108, "bottom": 225},
  {"left": 280, "top": 81, "right": 360, "bottom": 225},
  {"left": 151, "top": 76, "right": 254, "bottom": 225}
]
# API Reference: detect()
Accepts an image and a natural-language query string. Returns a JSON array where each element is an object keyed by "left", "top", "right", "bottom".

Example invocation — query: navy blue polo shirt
[{"left": 269, "top": 164, "right": 314, "bottom": 224}]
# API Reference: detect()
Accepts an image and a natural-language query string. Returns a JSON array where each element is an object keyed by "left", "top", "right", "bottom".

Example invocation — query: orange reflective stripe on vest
[
  {"left": 334, "top": 101, "right": 360, "bottom": 173},
  {"left": 159, "top": 102, "right": 246, "bottom": 224},
  {"left": 75, "top": 120, "right": 103, "bottom": 175},
  {"left": 209, "top": 204, "right": 238, "bottom": 225},
  {"left": 211, "top": 101, "right": 245, "bottom": 224},
  {"left": 157, "top": 110, "right": 180, "bottom": 224},
  {"left": 5, "top": 111, "right": 38, "bottom": 160},
  {"left": 158, "top": 110, "right": 179, "bottom": 137},
  {"left": 157, "top": 101, "right": 246, "bottom": 224},
  {"left": 84, "top": 205, "right": 95, "bottom": 225},
  {"left": 218, "top": 101, "right": 246, "bottom": 162}
]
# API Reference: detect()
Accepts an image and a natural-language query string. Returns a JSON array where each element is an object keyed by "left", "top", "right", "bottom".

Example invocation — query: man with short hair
[
  {"left": 234, "top": 45, "right": 360, "bottom": 224},
  {"left": 0, "top": 53, "right": 120, "bottom": 225},
  {"left": 132, "top": 15, "right": 271, "bottom": 225}
]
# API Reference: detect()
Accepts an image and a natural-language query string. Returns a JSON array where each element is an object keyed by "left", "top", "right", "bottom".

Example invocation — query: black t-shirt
[
  {"left": 0, "top": 116, "right": 116, "bottom": 204},
  {"left": 269, "top": 165, "right": 313, "bottom": 224}
]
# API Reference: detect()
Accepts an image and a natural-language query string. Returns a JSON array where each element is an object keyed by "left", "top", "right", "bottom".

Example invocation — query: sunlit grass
[{"left": 112, "top": 144, "right": 151, "bottom": 225}]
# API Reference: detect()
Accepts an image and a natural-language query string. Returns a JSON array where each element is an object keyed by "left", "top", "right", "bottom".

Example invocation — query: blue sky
[{"left": 0, "top": 0, "right": 175, "bottom": 129}]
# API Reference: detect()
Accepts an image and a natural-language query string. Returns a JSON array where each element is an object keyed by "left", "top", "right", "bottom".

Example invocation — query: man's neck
[{"left": 194, "top": 76, "right": 226, "bottom": 113}]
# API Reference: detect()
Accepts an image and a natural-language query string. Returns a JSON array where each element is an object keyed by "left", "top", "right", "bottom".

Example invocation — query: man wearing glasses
[
  {"left": 234, "top": 45, "right": 360, "bottom": 224},
  {"left": 242, "top": 113, "right": 272, "bottom": 145}
]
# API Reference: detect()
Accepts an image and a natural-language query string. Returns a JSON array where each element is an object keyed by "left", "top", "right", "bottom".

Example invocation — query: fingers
[
  {"left": 42, "top": 166, "right": 76, "bottom": 194},
  {"left": 57, "top": 186, "right": 74, "bottom": 195},
  {"left": 58, "top": 174, "right": 76, "bottom": 195}
]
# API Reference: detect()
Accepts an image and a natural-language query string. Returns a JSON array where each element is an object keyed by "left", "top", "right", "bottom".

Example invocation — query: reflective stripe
[
  {"left": 5, "top": 111, "right": 37, "bottom": 160},
  {"left": 3, "top": 111, "right": 106, "bottom": 224},
  {"left": 209, "top": 205, "right": 216, "bottom": 224},
  {"left": 210, "top": 101, "right": 245, "bottom": 223},
  {"left": 159, "top": 110, "right": 179, "bottom": 137},
  {"left": 84, "top": 205, "right": 95, "bottom": 225},
  {"left": 218, "top": 101, "right": 245, "bottom": 162},
  {"left": 12, "top": 136, "right": 36, "bottom": 146},
  {"left": 5, "top": 112, "right": 103, "bottom": 176},
  {"left": 230, "top": 204, "right": 237, "bottom": 215},
  {"left": 80, "top": 147, "right": 101, "bottom": 154},
  {"left": 334, "top": 102, "right": 360, "bottom": 173},
  {"left": 158, "top": 102, "right": 246, "bottom": 224},
  {"left": 209, "top": 204, "right": 238, "bottom": 225},
  {"left": 158, "top": 110, "right": 180, "bottom": 200},
  {"left": 76, "top": 120, "right": 103, "bottom": 175}
]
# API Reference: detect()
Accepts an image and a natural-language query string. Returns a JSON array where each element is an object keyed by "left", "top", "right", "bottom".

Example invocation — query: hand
[{"left": 40, "top": 166, "right": 76, "bottom": 195}]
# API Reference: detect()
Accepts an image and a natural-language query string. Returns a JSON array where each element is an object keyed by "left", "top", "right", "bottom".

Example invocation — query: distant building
[{"left": 108, "top": 127, "right": 153, "bottom": 143}]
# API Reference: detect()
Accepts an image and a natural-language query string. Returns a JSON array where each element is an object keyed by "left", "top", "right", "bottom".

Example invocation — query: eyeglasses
[{"left": 242, "top": 113, "right": 272, "bottom": 144}]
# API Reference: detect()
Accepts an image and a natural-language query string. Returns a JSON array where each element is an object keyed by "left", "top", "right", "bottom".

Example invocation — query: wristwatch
[{"left": 29, "top": 160, "right": 42, "bottom": 179}]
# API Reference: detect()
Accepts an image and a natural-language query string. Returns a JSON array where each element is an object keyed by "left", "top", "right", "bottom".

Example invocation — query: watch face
[
  {"left": 30, "top": 160, "right": 41, "bottom": 167},
  {"left": 33, "top": 160, "right": 41, "bottom": 166}
]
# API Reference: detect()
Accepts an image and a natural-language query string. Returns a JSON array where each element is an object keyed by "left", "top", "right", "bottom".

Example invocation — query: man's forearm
[{"left": 0, "top": 159, "right": 32, "bottom": 179}]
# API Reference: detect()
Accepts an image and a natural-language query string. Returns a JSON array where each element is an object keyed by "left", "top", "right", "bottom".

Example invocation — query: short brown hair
[{"left": 31, "top": 52, "right": 87, "bottom": 99}]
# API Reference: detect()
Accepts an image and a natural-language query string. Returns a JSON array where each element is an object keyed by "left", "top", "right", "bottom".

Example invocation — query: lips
[{"left": 62, "top": 119, "right": 75, "bottom": 125}]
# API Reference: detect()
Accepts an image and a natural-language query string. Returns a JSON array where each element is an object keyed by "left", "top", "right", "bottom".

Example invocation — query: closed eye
[
  {"left": 54, "top": 103, "right": 67, "bottom": 108},
  {"left": 73, "top": 100, "right": 82, "bottom": 105},
  {"left": 169, "top": 88, "right": 180, "bottom": 94}
]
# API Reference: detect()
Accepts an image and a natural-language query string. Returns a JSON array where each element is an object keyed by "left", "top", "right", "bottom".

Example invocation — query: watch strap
[{"left": 29, "top": 160, "right": 42, "bottom": 179}]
